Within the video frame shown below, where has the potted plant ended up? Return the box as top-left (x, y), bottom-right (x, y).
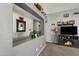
top-left (30, 30), bottom-right (38, 39)
top-left (34, 3), bottom-right (43, 11)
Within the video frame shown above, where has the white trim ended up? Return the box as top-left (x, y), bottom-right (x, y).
top-left (46, 40), bottom-right (53, 42)
top-left (36, 44), bottom-right (46, 56)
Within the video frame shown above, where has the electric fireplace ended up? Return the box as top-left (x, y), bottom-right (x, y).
top-left (64, 39), bottom-right (73, 46)
top-left (60, 26), bottom-right (77, 46)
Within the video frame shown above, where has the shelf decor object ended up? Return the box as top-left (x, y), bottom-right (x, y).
top-left (57, 21), bottom-right (62, 26)
top-left (73, 12), bottom-right (79, 15)
top-left (34, 3), bottom-right (47, 17)
top-left (16, 17), bottom-right (26, 32)
top-left (57, 20), bottom-right (75, 26)
top-left (19, 16), bottom-right (24, 21)
top-left (34, 3), bottom-right (43, 11)
top-left (68, 20), bottom-right (75, 24)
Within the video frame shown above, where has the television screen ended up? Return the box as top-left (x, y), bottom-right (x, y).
top-left (61, 26), bottom-right (77, 35)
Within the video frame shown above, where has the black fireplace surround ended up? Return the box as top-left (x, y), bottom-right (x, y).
top-left (58, 35), bottom-right (79, 48)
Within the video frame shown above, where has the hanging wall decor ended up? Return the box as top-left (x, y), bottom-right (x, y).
top-left (16, 19), bottom-right (26, 32)
top-left (63, 13), bottom-right (69, 18)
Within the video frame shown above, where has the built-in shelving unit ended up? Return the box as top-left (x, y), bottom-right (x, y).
top-left (13, 3), bottom-right (45, 47)
top-left (26, 3), bottom-right (46, 19)
top-left (15, 3), bottom-right (45, 20)
top-left (57, 20), bottom-right (75, 26)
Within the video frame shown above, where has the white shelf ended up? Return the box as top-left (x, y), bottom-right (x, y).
top-left (13, 4), bottom-right (41, 21)
top-left (25, 3), bottom-right (45, 19)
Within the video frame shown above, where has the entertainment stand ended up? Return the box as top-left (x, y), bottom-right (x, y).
top-left (57, 20), bottom-right (79, 48)
top-left (58, 35), bottom-right (79, 48)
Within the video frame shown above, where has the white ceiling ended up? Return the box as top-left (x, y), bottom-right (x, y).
top-left (40, 3), bottom-right (79, 14)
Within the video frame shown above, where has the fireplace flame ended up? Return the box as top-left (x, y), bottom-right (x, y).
top-left (64, 41), bottom-right (72, 46)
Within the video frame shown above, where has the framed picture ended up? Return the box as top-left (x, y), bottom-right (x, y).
top-left (64, 13), bottom-right (69, 18)
top-left (16, 19), bottom-right (26, 32)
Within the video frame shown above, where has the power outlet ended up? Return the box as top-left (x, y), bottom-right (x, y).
top-left (40, 44), bottom-right (42, 47)
top-left (36, 48), bottom-right (38, 52)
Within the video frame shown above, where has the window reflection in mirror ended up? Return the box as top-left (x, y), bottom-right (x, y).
top-left (29, 19), bottom-right (44, 39)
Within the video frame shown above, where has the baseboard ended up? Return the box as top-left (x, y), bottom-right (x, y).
top-left (37, 44), bottom-right (46, 56)
top-left (46, 40), bottom-right (53, 42)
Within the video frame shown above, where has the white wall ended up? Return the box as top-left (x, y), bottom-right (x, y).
top-left (46, 8), bottom-right (79, 43)
top-left (0, 4), bottom-right (14, 55)
top-left (14, 36), bottom-right (46, 56)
